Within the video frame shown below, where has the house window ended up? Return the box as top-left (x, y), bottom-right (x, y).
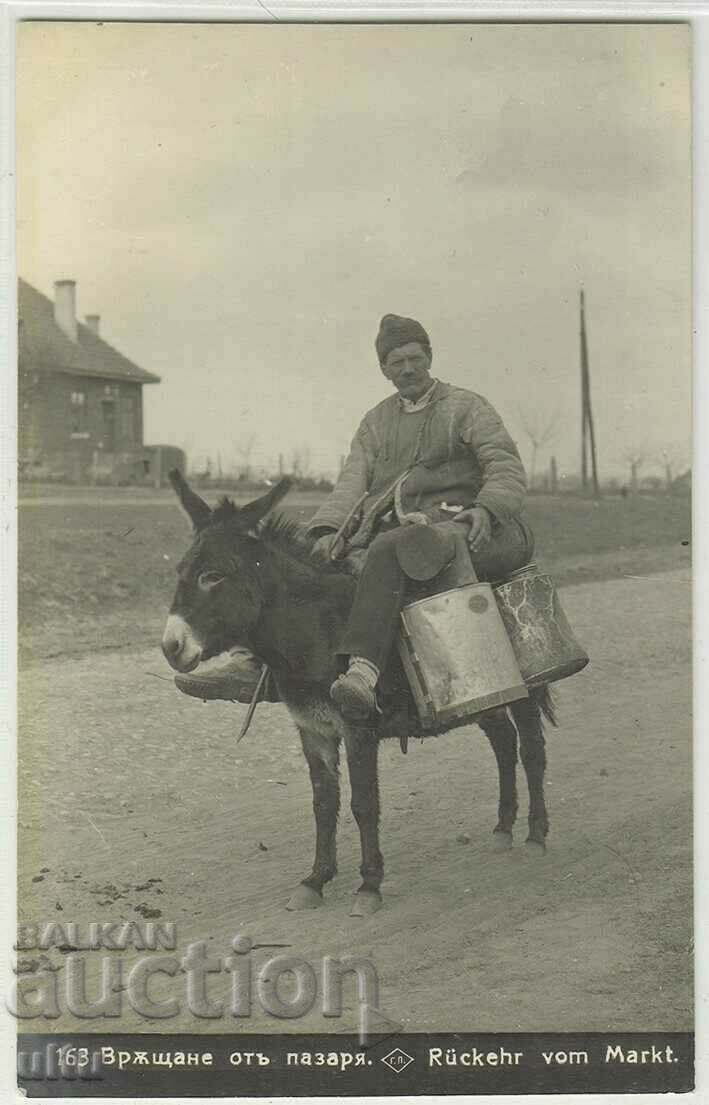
top-left (104, 384), bottom-right (119, 398)
top-left (70, 390), bottom-right (87, 435)
top-left (120, 397), bottom-right (136, 442)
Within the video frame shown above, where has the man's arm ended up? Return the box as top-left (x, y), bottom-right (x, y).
top-left (306, 421), bottom-right (372, 535)
top-left (459, 395), bottom-right (527, 523)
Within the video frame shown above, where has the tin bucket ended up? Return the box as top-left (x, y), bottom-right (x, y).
top-left (493, 564), bottom-right (589, 687)
top-left (397, 582), bottom-right (528, 729)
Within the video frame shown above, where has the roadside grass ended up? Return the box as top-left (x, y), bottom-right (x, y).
top-left (524, 493), bottom-right (690, 560)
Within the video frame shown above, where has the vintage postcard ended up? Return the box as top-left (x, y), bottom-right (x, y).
top-left (14, 19), bottom-right (692, 1096)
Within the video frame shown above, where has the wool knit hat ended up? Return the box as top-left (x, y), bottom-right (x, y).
top-left (375, 314), bottom-right (431, 365)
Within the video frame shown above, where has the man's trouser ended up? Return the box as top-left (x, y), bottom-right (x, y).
top-left (337, 516), bottom-right (534, 673)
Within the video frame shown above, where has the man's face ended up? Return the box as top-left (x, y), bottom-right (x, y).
top-left (382, 341), bottom-right (433, 402)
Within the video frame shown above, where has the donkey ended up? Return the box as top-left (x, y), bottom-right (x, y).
top-left (161, 471), bottom-right (555, 916)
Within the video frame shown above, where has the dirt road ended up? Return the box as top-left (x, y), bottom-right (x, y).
top-left (17, 569), bottom-right (691, 1036)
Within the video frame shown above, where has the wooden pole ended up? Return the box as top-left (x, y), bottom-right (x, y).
top-left (580, 290), bottom-right (588, 490)
top-left (586, 384), bottom-right (600, 497)
top-left (580, 289), bottom-right (601, 497)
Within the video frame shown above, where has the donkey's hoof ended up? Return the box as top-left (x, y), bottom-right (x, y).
top-left (524, 838), bottom-right (547, 855)
top-left (350, 890), bottom-right (382, 917)
top-left (286, 884), bottom-right (324, 911)
top-left (492, 830), bottom-right (513, 852)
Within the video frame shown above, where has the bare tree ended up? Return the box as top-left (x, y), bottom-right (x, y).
top-left (622, 446), bottom-right (646, 494)
top-left (658, 446), bottom-right (686, 491)
top-left (515, 406), bottom-right (560, 490)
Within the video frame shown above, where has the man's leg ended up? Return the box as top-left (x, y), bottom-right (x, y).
top-left (330, 529), bottom-right (407, 719)
top-left (470, 516), bottom-right (535, 581)
top-left (338, 529), bottom-right (407, 670)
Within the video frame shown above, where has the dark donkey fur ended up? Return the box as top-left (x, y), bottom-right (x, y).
top-left (162, 471), bottom-right (555, 915)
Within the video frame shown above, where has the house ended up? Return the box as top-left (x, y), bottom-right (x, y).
top-left (18, 278), bottom-right (161, 483)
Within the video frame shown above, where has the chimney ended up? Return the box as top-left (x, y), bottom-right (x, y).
top-left (85, 314), bottom-right (100, 336)
top-left (54, 280), bottom-right (77, 342)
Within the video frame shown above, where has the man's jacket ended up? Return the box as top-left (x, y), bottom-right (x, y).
top-left (307, 381), bottom-right (527, 550)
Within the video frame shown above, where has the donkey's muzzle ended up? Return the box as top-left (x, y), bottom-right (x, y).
top-left (162, 614), bottom-right (202, 672)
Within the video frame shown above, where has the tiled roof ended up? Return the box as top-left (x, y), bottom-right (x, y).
top-left (18, 278), bottom-right (161, 385)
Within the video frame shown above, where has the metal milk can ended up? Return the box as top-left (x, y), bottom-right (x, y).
top-left (492, 563), bottom-right (589, 687)
top-left (397, 582), bottom-right (529, 729)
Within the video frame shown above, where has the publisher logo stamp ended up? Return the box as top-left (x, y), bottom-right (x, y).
top-left (380, 1048), bottom-right (414, 1073)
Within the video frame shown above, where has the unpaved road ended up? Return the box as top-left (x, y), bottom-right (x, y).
top-left (17, 569), bottom-right (692, 1035)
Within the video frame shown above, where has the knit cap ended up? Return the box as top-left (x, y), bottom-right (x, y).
top-left (375, 314), bottom-right (431, 365)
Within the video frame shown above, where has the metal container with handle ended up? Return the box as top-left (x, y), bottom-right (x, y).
top-left (397, 582), bottom-right (529, 729)
top-left (493, 564), bottom-right (589, 686)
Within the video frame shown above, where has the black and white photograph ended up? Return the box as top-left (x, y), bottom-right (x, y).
top-left (13, 19), bottom-right (693, 1096)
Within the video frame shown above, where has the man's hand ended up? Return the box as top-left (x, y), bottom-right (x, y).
top-left (453, 506), bottom-right (493, 554)
top-left (311, 530), bottom-right (339, 563)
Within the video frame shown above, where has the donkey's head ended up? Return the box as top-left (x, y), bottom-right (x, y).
top-left (161, 470), bottom-right (292, 672)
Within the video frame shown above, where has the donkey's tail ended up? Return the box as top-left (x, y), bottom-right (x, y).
top-left (531, 684), bottom-right (558, 728)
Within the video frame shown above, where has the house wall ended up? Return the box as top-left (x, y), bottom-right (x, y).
top-left (19, 371), bottom-right (147, 481)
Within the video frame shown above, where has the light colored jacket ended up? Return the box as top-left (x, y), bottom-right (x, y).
top-left (307, 381), bottom-right (527, 549)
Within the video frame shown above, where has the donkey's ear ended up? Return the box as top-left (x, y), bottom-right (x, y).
top-left (168, 469), bottom-right (212, 532)
top-left (236, 477), bottom-right (293, 530)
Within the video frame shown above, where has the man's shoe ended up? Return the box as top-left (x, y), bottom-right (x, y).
top-left (174, 648), bottom-right (271, 703)
top-left (330, 669), bottom-right (377, 721)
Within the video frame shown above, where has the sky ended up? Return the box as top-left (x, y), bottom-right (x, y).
top-left (16, 21), bottom-right (691, 482)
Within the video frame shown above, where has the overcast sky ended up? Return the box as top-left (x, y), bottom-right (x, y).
top-left (17, 21), bottom-right (690, 481)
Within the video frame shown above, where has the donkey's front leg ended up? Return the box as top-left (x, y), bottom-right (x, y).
top-left (344, 727), bottom-right (383, 916)
top-left (286, 730), bottom-right (340, 911)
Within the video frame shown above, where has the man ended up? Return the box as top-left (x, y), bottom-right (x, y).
top-left (174, 313), bottom-right (533, 713)
top-left (307, 313), bottom-right (534, 720)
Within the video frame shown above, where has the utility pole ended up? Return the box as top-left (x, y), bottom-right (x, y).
top-left (579, 289), bottom-right (601, 497)
top-left (580, 297), bottom-right (588, 491)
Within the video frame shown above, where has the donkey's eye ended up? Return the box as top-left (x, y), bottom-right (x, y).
top-left (198, 570), bottom-right (226, 591)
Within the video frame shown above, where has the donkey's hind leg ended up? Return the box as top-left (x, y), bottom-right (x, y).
top-left (286, 729), bottom-right (340, 911)
top-left (343, 727), bottom-right (383, 916)
top-left (510, 692), bottom-right (549, 852)
top-left (478, 707), bottom-right (519, 850)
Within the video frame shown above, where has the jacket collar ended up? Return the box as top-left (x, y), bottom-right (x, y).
top-left (389, 378), bottom-right (449, 410)
top-left (399, 378), bottom-right (438, 412)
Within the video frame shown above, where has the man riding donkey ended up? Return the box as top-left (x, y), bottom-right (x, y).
top-left (177, 313), bottom-right (534, 717)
